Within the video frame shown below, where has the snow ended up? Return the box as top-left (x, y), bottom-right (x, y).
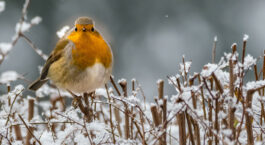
top-left (95, 88), bottom-right (107, 98)
top-left (131, 78), bottom-right (136, 82)
top-left (56, 25), bottom-right (70, 38)
top-left (201, 63), bottom-right (218, 77)
top-left (35, 83), bottom-right (58, 98)
top-left (158, 99), bottom-right (163, 106)
top-left (222, 129), bottom-right (232, 136)
top-left (0, 42), bottom-right (12, 55)
top-left (118, 78), bottom-right (127, 84)
top-left (214, 36), bottom-right (218, 42)
top-left (0, 71), bottom-right (20, 84)
top-left (218, 111), bottom-right (227, 119)
top-left (246, 108), bottom-right (253, 116)
top-left (86, 122), bottom-right (105, 131)
top-left (246, 80), bottom-right (265, 90)
top-left (36, 49), bottom-right (48, 60)
top-left (0, 1), bottom-right (5, 13)
top-left (12, 141), bottom-right (23, 145)
top-left (13, 84), bottom-right (24, 92)
top-left (243, 54), bottom-right (256, 69)
top-left (15, 21), bottom-right (31, 33)
top-left (126, 95), bottom-right (140, 105)
top-left (31, 16), bottom-right (42, 25)
top-left (74, 133), bottom-right (89, 145)
top-left (180, 61), bottom-right (192, 75)
top-left (7, 85), bottom-right (24, 98)
top-left (40, 131), bottom-right (55, 145)
top-left (27, 95), bottom-right (35, 100)
top-left (231, 43), bottom-right (237, 49)
top-left (35, 83), bottom-right (71, 98)
top-left (168, 74), bottom-right (180, 86)
top-left (156, 79), bottom-right (163, 84)
top-left (243, 34), bottom-right (249, 41)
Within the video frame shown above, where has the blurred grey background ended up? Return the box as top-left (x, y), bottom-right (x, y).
top-left (1, 0), bottom-right (265, 99)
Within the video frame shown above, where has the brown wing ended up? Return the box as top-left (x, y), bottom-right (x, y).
top-left (40, 39), bottom-right (69, 80)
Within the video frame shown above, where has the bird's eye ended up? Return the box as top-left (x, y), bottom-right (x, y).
top-left (82, 27), bottom-right (86, 32)
top-left (75, 27), bottom-right (77, 31)
top-left (91, 27), bottom-right (94, 32)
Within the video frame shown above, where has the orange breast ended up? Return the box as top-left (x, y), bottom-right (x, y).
top-left (67, 29), bottom-right (112, 70)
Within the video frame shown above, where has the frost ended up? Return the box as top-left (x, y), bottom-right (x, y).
top-left (118, 78), bottom-right (126, 84)
top-left (6, 84), bottom-right (24, 98)
top-left (31, 16), bottom-right (42, 25)
top-left (231, 43), bottom-right (237, 49)
top-left (158, 99), bottom-right (163, 106)
top-left (12, 141), bottom-right (23, 145)
top-left (35, 84), bottom-right (58, 98)
top-left (74, 133), bottom-right (89, 145)
top-left (180, 61), bottom-right (192, 75)
top-left (215, 69), bottom-right (229, 85)
top-left (255, 142), bottom-right (263, 145)
top-left (246, 80), bottom-right (265, 90)
top-left (56, 25), bottom-right (70, 38)
top-left (156, 79), bottom-right (163, 84)
top-left (126, 95), bottom-right (140, 105)
top-left (244, 54), bottom-right (256, 69)
top-left (201, 63), bottom-right (218, 77)
top-left (214, 36), bottom-right (218, 42)
top-left (0, 71), bottom-right (20, 84)
top-left (40, 131), bottom-right (55, 145)
top-left (27, 95), bottom-right (35, 100)
top-left (218, 111), bottom-right (227, 119)
top-left (222, 129), bottom-right (232, 136)
top-left (13, 84), bottom-right (24, 92)
top-left (86, 122), bottom-right (105, 131)
top-left (95, 88), bottom-right (107, 98)
top-left (246, 108), bottom-right (253, 116)
top-left (0, 1), bottom-right (5, 13)
top-left (0, 42), bottom-right (12, 55)
top-left (168, 74), bottom-right (180, 85)
top-left (131, 78), bottom-right (136, 82)
top-left (243, 34), bottom-right (249, 41)
top-left (15, 21), bottom-right (31, 33)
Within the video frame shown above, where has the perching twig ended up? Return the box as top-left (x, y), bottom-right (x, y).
top-left (105, 84), bottom-right (116, 144)
top-left (18, 114), bottom-right (42, 145)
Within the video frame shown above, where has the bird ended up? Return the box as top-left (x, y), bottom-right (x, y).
top-left (28, 17), bottom-right (113, 94)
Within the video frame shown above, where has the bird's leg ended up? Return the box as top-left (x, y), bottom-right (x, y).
top-left (89, 91), bottom-right (96, 108)
top-left (67, 90), bottom-right (92, 122)
top-left (84, 92), bottom-right (95, 121)
top-left (67, 89), bottom-right (81, 109)
top-left (83, 92), bottom-right (89, 106)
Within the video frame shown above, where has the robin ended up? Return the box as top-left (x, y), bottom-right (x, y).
top-left (28, 17), bottom-right (113, 94)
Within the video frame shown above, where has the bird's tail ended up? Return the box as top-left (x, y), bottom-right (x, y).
top-left (28, 78), bottom-right (48, 91)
